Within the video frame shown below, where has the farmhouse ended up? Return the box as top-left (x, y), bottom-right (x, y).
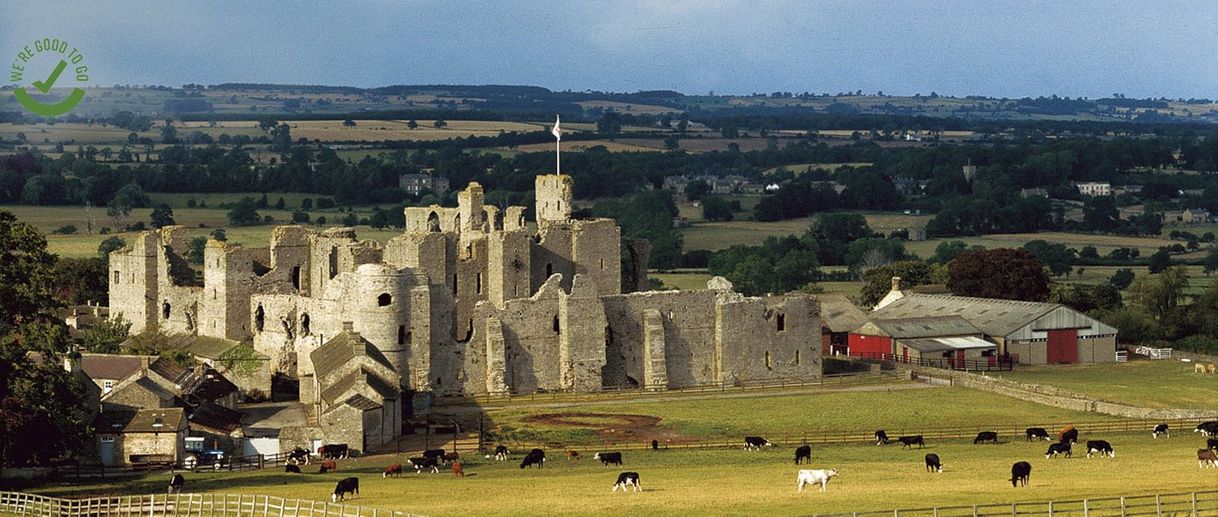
top-left (93, 408), bottom-right (188, 466)
top-left (80, 353), bottom-right (184, 395)
top-left (870, 288), bottom-right (1117, 365)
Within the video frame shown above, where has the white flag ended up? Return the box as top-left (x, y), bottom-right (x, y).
top-left (551, 115), bottom-right (562, 141)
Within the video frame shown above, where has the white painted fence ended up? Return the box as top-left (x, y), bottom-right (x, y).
top-left (0, 491), bottom-right (423, 517)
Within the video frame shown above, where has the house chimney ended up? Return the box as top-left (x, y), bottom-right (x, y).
top-left (342, 321), bottom-right (355, 333)
top-left (891, 276), bottom-right (902, 292)
top-left (140, 356), bottom-right (151, 372)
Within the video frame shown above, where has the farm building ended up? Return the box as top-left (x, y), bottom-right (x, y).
top-left (79, 353), bottom-right (185, 395)
top-left (812, 293), bottom-right (868, 356)
top-left (871, 288), bottom-right (1117, 365)
top-left (848, 316), bottom-right (997, 367)
top-left (93, 408), bottom-right (189, 466)
top-left (307, 323), bottom-right (403, 453)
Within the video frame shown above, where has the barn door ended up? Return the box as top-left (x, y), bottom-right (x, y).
top-left (902, 347), bottom-right (909, 364)
top-left (1046, 329), bottom-right (1079, 364)
top-left (955, 350), bottom-right (965, 369)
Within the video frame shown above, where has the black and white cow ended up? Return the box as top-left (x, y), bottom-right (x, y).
top-left (1152, 423), bottom-right (1170, 439)
top-left (1045, 442), bottom-right (1071, 459)
top-left (491, 445), bottom-right (509, 461)
top-left (744, 436), bottom-right (773, 450)
top-left (1025, 427), bottom-right (1051, 442)
top-left (1010, 462), bottom-right (1032, 487)
top-left (287, 447), bottom-right (311, 465)
top-left (1085, 440), bottom-right (1115, 458)
top-left (408, 456), bottom-right (439, 474)
top-left (331, 477), bottom-right (359, 502)
top-left (874, 430), bottom-right (890, 445)
top-left (168, 474), bottom-right (185, 494)
top-left (520, 448), bottom-right (546, 469)
top-left (284, 464), bottom-right (301, 474)
top-left (594, 452), bottom-right (623, 466)
top-left (898, 435), bottom-right (925, 449)
top-left (794, 445), bottom-right (812, 465)
top-left (612, 472), bottom-right (642, 492)
top-left (974, 431), bottom-right (998, 444)
top-left (924, 453), bottom-right (942, 473)
top-left (1195, 421), bottom-right (1218, 436)
top-left (318, 444), bottom-right (349, 460)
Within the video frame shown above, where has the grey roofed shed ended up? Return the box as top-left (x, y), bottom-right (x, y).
top-left (872, 293), bottom-right (1116, 340)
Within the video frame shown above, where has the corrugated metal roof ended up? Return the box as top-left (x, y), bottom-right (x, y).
top-left (810, 294), bottom-right (868, 333)
top-left (309, 331), bottom-right (396, 380)
top-left (860, 315), bottom-right (981, 339)
top-left (902, 336), bottom-right (997, 352)
top-left (873, 294), bottom-right (1063, 337)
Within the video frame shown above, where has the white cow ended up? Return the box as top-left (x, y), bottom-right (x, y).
top-left (797, 468), bottom-right (839, 492)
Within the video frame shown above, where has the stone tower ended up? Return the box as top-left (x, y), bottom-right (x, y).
top-left (535, 174), bottom-right (573, 225)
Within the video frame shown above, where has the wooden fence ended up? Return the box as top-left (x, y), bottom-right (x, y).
top-left (815, 489), bottom-right (1218, 516)
top-left (494, 416), bottom-right (1218, 453)
top-left (0, 491), bottom-right (423, 517)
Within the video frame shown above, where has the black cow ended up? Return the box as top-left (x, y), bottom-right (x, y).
top-left (1010, 461), bottom-right (1032, 487)
top-left (874, 430), bottom-right (890, 445)
top-left (974, 431), bottom-right (998, 444)
top-left (594, 452), bottom-right (623, 466)
top-left (651, 439), bottom-right (659, 451)
top-left (331, 477), bottom-right (358, 502)
top-left (422, 449), bottom-right (445, 461)
top-left (318, 444), bottom-right (349, 460)
top-left (1045, 442), bottom-right (1071, 459)
top-left (1060, 428), bottom-right (1079, 444)
top-left (493, 445), bottom-right (509, 461)
top-left (409, 457), bottom-right (439, 474)
top-left (1086, 440), bottom-right (1115, 458)
top-left (1207, 438), bottom-right (1218, 451)
top-left (612, 472), bottom-right (642, 492)
top-left (925, 453), bottom-right (942, 473)
top-left (520, 448), bottom-right (546, 469)
top-left (744, 436), bottom-right (773, 450)
top-left (1197, 421), bottom-right (1218, 436)
top-left (168, 474), bottom-right (184, 494)
top-left (794, 445), bottom-right (812, 465)
top-left (284, 464), bottom-right (301, 474)
top-left (1153, 423), bottom-right (1170, 439)
top-left (898, 435), bottom-right (924, 449)
top-left (287, 447), bottom-right (310, 465)
top-left (1025, 428), bottom-right (1050, 442)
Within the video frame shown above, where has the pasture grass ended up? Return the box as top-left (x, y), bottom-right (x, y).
top-left (996, 359), bottom-right (1218, 410)
top-left (27, 430), bottom-right (1214, 516)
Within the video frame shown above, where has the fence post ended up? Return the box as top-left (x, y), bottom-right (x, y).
top-left (1048, 500), bottom-right (1053, 517)
top-left (973, 504), bottom-right (978, 517)
top-left (1119, 496), bottom-right (1126, 517)
top-left (1155, 494), bottom-right (1161, 515)
top-left (1193, 492), bottom-right (1198, 516)
top-left (1012, 502), bottom-right (1017, 516)
top-left (1083, 498), bottom-right (1089, 517)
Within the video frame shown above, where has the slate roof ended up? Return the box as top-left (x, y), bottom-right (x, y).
top-left (167, 334), bottom-right (254, 360)
top-left (872, 294), bottom-right (1064, 337)
top-left (310, 331), bottom-right (396, 380)
top-left (102, 374), bottom-right (177, 405)
top-left (860, 315), bottom-right (982, 339)
top-left (319, 368), bottom-right (399, 407)
top-left (94, 408), bottom-right (185, 434)
top-left (179, 367), bottom-right (239, 405)
top-left (810, 293), bottom-right (868, 333)
top-left (81, 353), bottom-right (187, 385)
top-left (187, 402), bottom-right (243, 434)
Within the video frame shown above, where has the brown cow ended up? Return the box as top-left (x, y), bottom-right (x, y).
top-left (319, 460), bottom-right (337, 474)
top-left (1198, 449), bottom-right (1218, 469)
top-left (567, 450), bottom-right (580, 460)
top-left (383, 463), bottom-right (402, 478)
top-left (442, 451), bottom-right (460, 464)
top-left (452, 461), bottom-right (464, 477)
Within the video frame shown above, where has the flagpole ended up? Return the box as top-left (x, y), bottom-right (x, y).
top-left (553, 115), bottom-right (562, 175)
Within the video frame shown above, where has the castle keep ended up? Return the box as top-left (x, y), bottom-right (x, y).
top-left (109, 175), bottom-right (822, 451)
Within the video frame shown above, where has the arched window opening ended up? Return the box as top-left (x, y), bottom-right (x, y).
top-left (162, 302), bottom-right (171, 320)
top-left (327, 247), bottom-right (338, 279)
top-left (377, 293), bottom-right (392, 306)
top-left (300, 313), bottom-right (310, 335)
top-left (113, 271), bottom-right (120, 283)
top-left (427, 211), bottom-right (440, 232)
top-left (545, 263), bottom-right (553, 277)
top-left (552, 314), bottom-right (560, 334)
top-left (777, 313), bottom-right (786, 332)
top-left (254, 305), bottom-right (265, 332)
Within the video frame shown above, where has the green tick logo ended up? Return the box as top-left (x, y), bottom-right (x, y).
top-left (9, 38), bottom-right (89, 117)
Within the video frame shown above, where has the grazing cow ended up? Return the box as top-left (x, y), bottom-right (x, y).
top-left (318, 444), bottom-right (349, 460)
top-left (1195, 421), bottom-right (1218, 436)
top-left (1026, 428), bottom-right (1051, 442)
top-left (1197, 363), bottom-right (1208, 374)
top-left (925, 453), bottom-right (942, 473)
top-left (744, 436), bottom-right (773, 450)
top-left (796, 469), bottom-right (839, 492)
top-left (898, 435), bottom-right (925, 449)
top-left (1045, 442), bottom-right (1071, 459)
top-left (1198, 449), bottom-right (1218, 469)
top-left (1010, 462), bottom-right (1032, 487)
top-left (567, 450), bottom-right (580, 460)
top-left (1153, 424), bottom-right (1170, 439)
top-left (613, 472), bottom-right (642, 492)
top-left (452, 461), bottom-right (464, 477)
top-left (1086, 440), bottom-right (1115, 458)
top-left (285, 464), bottom-right (301, 474)
top-left (318, 461), bottom-right (337, 474)
top-left (408, 457), bottom-right (439, 474)
top-left (594, 452), bottom-right (623, 466)
top-left (382, 464), bottom-right (402, 478)
top-left (442, 452), bottom-right (460, 464)
top-left (874, 430), bottom-right (890, 445)
top-left (651, 439), bottom-right (659, 451)
top-left (422, 449), bottom-right (446, 461)
top-left (794, 445), bottom-right (812, 465)
top-left (1209, 363), bottom-right (1216, 374)
top-left (520, 448), bottom-right (546, 469)
top-left (168, 474), bottom-right (184, 494)
top-left (1059, 427), bottom-right (1079, 444)
top-left (287, 447), bottom-right (311, 465)
top-left (331, 477), bottom-right (358, 502)
top-left (494, 445), bottom-right (509, 461)
top-left (1207, 439), bottom-right (1218, 451)
top-left (974, 431), bottom-right (998, 444)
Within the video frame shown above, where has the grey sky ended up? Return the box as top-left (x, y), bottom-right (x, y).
top-left (3, 1), bottom-right (1214, 98)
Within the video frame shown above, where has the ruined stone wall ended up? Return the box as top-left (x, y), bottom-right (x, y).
top-left (452, 236), bottom-right (489, 343)
top-left (572, 219), bottom-right (622, 296)
top-left (307, 228), bottom-right (357, 298)
top-left (486, 229), bottom-right (532, 308)
top-left (535, 174), bottom-right (572, 224)
top-left (108, 232), bottom-right (158, 333)
top-left (532, 224), bottom-right (575, 293)
top-left (716, 294), bottom-right (822, 384)
top-left (153, 227), bottom-right (204, 335)
top-left (484, 276), bottom-right (567, 393)
top-left (559, 275), bottom-right (608, 391)
top-left (601, 290), bottom-right (721, 389)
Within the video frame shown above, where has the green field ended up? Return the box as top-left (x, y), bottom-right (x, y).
top-left (28, 430), bottom-right (1214, 516)
top-left (997, 360), bottom-right (1218, 410)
